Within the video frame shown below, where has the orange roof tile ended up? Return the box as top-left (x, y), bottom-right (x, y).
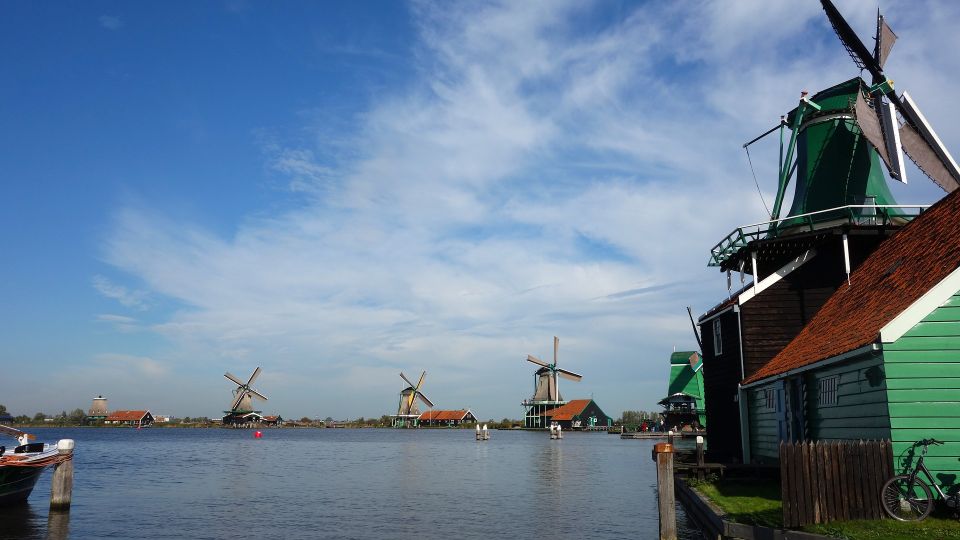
top-left (745, 189), bottom-right (960, 384)
top-left (106, 410), bottom-right (150, 421)
top-left (542, 399), bottom-right (592, 421)
top-left (418, 410), bottom-right (470, 421)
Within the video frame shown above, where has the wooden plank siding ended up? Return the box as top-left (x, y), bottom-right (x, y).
top-left (747, 353), bottom-right (890, 464)
top-left (698, 308), bottom-right (744, 463)
top-left (883, 291), bottom-right (960, 491)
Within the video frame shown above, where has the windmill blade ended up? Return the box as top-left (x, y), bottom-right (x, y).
top-left (414, 371), bottom-right (426, 393)
top-left (556, 368), bottom-right (582, 382)
top-left (416, 391), bottom-right (434, 408)
top-left (231, 391), bottom-right (246, 411)
top-left (399, 371), bottom-right (416, 389)
top-left (855, 90), bottom-right (906, 182)
top-left (553, 336), bottom-right (559, 365)
top-left (224, 372), bottom-right (246, 387)
top-left (246, 366), bottom-right (262, 386)
top-left (249, 388), bottom-right (268, 402)
top-left (820, 0), bottom-right (884, 82)
top-left (526, 354), bottom-right (549, 368)
top-left (875, 13), bottom-right (897, 69)
top-left (897, 91), bottom-right (960, 192)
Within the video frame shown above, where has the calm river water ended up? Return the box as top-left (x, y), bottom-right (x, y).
top-left (0, 428), bottom-right (700, 539)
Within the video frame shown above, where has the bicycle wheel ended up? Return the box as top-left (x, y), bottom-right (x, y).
top-left (881, 474), bottom-right (934, 521)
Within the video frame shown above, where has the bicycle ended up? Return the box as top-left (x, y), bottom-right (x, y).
top-left (880, 438), bottom-right (959, 521)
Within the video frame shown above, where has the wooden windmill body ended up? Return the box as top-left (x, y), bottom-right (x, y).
top-left (222, 367), bottom-right (268, 427)
top-left (697, 0), bottom-right (960, 462)
top-left (522, 337), bottom-right (583, 428)
top-left (391, 371), bottom-right (434, 428)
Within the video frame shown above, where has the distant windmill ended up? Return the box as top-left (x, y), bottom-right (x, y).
top-left (223, 367), bottom-right (268, 427)
top-left (522, 336), bottom-right (583, 428)
top-left (393, 371), bottom-right (434, 428)
top-left (526, 336), bottom-right (583, 402)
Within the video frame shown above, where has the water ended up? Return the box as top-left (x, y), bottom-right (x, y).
top-left (0, 428), bottom-right (700, 539)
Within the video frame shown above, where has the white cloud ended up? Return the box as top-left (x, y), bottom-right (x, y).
top-left (96, 0), bottom-right (958, 418)
top-left (98, 15), bottom-right (124, 30)
top-left (92, 275), bottom-right (150, 310)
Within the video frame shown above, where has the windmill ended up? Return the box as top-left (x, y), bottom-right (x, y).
top-left (522, 336), bottom-right (583, 428)
top-left (711, 0), bottom-right (960, 273)
top-left (222, 367), bottom-right (268, 427)
top-left (392, 371), bottom-right (434, 428)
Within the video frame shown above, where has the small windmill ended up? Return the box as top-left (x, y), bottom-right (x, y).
top-left (222, 367), bottom-right (268, 427)
top-left (522, 336), bottom-right (583, 428)
top-left (393, 371), bottom-right (434, 428)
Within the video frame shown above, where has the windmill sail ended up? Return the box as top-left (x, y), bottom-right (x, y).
top-left (898, 92), bottom-right (960, 192)
top-left (875, 16), bottom-right (897, 68)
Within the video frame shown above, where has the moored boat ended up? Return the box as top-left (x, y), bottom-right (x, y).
top-left (0, 425), bottom-right (68, 506)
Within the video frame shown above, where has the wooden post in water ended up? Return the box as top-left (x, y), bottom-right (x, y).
top-left (50, 439), bottom-right (75, 511)
top-left (696, 435), bottom-right (705, 481)
top-left (654, 442), bottom-right (676, 540)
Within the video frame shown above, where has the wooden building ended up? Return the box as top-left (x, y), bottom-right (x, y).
top-left (540, 399), bottom-right (611, 430)
top-left (659, 351), bottom-right (706, 432)
top-left (741, 188), bottom-right (960, 491)
top-left (105, 410), bottom-right (154, 427)
top-left (262, 415), bottom-right (284, 427)
top-left (417, 409), bottom-right (477, 427)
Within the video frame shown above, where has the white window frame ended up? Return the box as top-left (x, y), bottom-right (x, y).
top-left (713, 318), bottom-right (723, 356)
top-left (818, 375), bottom-right (839, 407)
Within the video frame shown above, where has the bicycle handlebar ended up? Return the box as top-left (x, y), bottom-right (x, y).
top-left (917, 438), bottom-right (945, 447)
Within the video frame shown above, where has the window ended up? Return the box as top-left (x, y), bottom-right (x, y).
top-left (759, 388), bottom-right (776, 411)
top-left (713, 318), bottom-right (723, 355)
top-left (818, 376), bottom-right (839, 407)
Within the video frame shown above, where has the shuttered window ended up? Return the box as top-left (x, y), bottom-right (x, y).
top-left (713, 319), bottom-right (722, 356)
top-left (760, 388), bottom-right (775, 411)
top-left (818, 376), bottom-right (839, 407)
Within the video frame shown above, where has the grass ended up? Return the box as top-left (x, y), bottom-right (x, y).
top-left (689, 477), bottom-right (960, 539)
top-left (689, 477), bottom-right (783, 528)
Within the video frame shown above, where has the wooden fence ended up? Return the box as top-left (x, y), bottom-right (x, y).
top-left (779, 440), bottom-right (894, 527)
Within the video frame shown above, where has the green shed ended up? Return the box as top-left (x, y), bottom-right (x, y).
top-left (741, 188), bottom-right (960, 493)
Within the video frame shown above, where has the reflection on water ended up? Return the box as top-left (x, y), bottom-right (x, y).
top-left (3, 428), bottom-right (701, 539)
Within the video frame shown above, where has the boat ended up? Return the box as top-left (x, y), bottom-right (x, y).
top-left (0, 425), bottom-right (68, 506)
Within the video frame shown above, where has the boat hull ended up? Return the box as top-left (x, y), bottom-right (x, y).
top-left (0, 465), bottom-right (45, 505)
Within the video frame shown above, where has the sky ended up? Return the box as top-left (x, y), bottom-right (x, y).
top-left (1, 0), bottom-right (958, 421)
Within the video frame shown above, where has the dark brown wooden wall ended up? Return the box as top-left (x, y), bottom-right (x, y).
top-left (698, 308), bottom-right (743, 463)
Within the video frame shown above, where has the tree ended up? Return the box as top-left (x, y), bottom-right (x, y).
top-left (68, 408), bottom-right (85, 425)
top-left (0, 404), bottom-right (7, 415)
top-left (33, 412), bottom-right (46, 423)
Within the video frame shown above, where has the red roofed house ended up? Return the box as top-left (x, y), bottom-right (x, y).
top-left (105, 410), bottom-right (154, 427)
top-left (739, 188), bottom-right (960, 492)
top-left (418, 409), bottom-right (477, 427)
top-left (541, 399), bottom-right (611, 430)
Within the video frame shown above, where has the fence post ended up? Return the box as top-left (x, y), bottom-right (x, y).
top-left (50, 439), bottom-right (75, 511)
top-left (654, 442), bottom-right (676, 540)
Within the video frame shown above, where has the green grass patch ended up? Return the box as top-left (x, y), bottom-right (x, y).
top-left (804, 515), bottom-right (960, 539)
top-left (690, 477), bottom-right (783, 528)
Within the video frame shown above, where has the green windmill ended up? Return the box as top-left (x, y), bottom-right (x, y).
top-left (712, 0), bottom-right (960, 269)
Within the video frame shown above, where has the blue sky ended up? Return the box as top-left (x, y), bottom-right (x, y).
top-left (2, 0), bottom-right (957, 420)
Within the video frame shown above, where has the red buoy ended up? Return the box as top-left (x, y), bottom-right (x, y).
top-left (254, 431), bottom-right (262, 438)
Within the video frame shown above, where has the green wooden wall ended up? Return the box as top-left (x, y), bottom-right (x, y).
top-left (747, 382), bottom-right (780, 462)
top-left (884, 292), bottom-right (960, 492)
top-left (747, 352), bottom-right (890, 463)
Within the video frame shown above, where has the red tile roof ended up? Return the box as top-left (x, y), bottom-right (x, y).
top-left (106, 410), bottom-right (150, 421)
top-left (745, 189), bottom-right (960, 384)
top-left (419, 410), bottom-right (470, 421)
top-left (542, 399), bottom-right (592, 421)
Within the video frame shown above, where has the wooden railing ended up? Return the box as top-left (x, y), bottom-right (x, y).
top-left (779, 440), bottom-right (894, 527)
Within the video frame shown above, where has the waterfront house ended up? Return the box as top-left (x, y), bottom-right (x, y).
top-left (541, 399), bottom-right (611, 430)
top-left (659, 351), bottom-right (706, 432)
top-left (418, 409), bottom-right (477, 427)
top-left (0, 413), bottom-right (13, 425)
top-left (105, 410), bottom-right (154, 427)
top-left (741, 188), bottom-right (960, 491)
top-left (262, 415), bottom-right (284, 427)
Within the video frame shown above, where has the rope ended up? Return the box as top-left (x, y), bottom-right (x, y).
top-left (0, 451), bottom-right (72, 468)
top-left (745, 145), bottom-right (771, 218)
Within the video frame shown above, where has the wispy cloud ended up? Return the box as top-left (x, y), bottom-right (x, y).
top-left (97, 0), bottom-right (958, 417)
top-left (98, 15), bottom-right (124, 30)
top-left (94, 353), bottom-right (167, 377)
top-left (92, 275), bottom-right (149, 310)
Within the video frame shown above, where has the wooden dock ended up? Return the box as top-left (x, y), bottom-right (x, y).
top-left (620, 432), bottom-right (668, 439)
